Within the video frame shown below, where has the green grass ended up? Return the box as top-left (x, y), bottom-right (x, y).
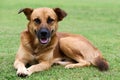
top-left (0, 0), bottom-right (120, 80)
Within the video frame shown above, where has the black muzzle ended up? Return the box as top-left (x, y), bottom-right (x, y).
top-left (36, 28), bottom-right (51, 44)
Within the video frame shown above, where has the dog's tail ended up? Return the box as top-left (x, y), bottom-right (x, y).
top-left (92, 56), bottom-right (109, 71)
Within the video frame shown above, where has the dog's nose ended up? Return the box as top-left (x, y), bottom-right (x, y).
top-left (40, 28), bottom-right (48, 36)
top-left (40, 30), bottom-right (48, 36)
top-left (39, 28), bottom-right (50, 38)
top-left (36, 28), bottom-right (51, 40)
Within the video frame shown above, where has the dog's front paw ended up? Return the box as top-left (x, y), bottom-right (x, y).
top-left (17, 72), bottom-right (28, 77)
top-left (17, 68), bottom-right (30, 77)
top-left (65, 64), bottom-right (75, 69)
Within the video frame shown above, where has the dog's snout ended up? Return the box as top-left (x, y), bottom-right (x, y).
top-left (36, 28), bottom-right (51, 39)
top-left (40, 29), bottom-right (48, 37)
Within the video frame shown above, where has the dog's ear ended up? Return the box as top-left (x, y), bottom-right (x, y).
top-left (53, 8), bottom-right (67, 21)
top-left (18, 8), bottom-right (33, 20)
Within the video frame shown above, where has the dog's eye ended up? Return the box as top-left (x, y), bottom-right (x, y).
top-left (34, 18), bottom-right (41, 24)
top-left (47, 17), bottom-right (54, 24)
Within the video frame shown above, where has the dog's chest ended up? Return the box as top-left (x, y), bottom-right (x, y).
top-left (30, 38), bottom-right (57, 61)
top-left (31, 45), bottom-right (54, 61)
top-left (31, 50), bottom-right (54, 63)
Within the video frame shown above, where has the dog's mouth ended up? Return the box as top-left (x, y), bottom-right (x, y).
top-left (35, 28), bottom-right (51, 44)
top-left (39, 38), bottom-right (49, 44)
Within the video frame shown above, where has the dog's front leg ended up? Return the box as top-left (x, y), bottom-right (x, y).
top-left (27, 49), bottom-right (54, 75)
top-left (14, 60), bottom-right (29, 77)
top-left (14, 45), bottom-right (32, 77)
top-left (27, 61), bottom-right (51, 75)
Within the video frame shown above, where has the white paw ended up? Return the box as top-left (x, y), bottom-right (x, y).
top-left (17, 68), bottom-right (30, 77)
top-left (65, 64), bottom-right (75, 69)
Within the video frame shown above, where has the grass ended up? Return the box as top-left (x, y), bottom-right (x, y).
top-left (0, 0), bottom-right (120, 80)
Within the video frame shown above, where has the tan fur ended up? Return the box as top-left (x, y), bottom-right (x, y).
top-left (14, 7), bottom-right (109, 77)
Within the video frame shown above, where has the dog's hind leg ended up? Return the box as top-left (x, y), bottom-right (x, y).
top-left (59, 37), bottom-right (91, 68)
top-left (59, 37), bottom-right (108, 70)
top-left (65, 59), bottom-right (90, 69)
top-left (53, 58), bottom-right (74, 66)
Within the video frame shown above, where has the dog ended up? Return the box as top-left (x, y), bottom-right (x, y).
top-left (14, 7), bottom-right (109, 77)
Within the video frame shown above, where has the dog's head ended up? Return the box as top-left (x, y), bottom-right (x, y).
top-left (18, 7), bottom-right (67, 44)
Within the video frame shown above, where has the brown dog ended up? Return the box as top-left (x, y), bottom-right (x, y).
top-left (14, 7), bottom-right (109, 77)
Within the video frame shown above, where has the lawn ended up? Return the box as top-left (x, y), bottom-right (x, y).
top-left (0, 0), bottom-right (120, 80)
